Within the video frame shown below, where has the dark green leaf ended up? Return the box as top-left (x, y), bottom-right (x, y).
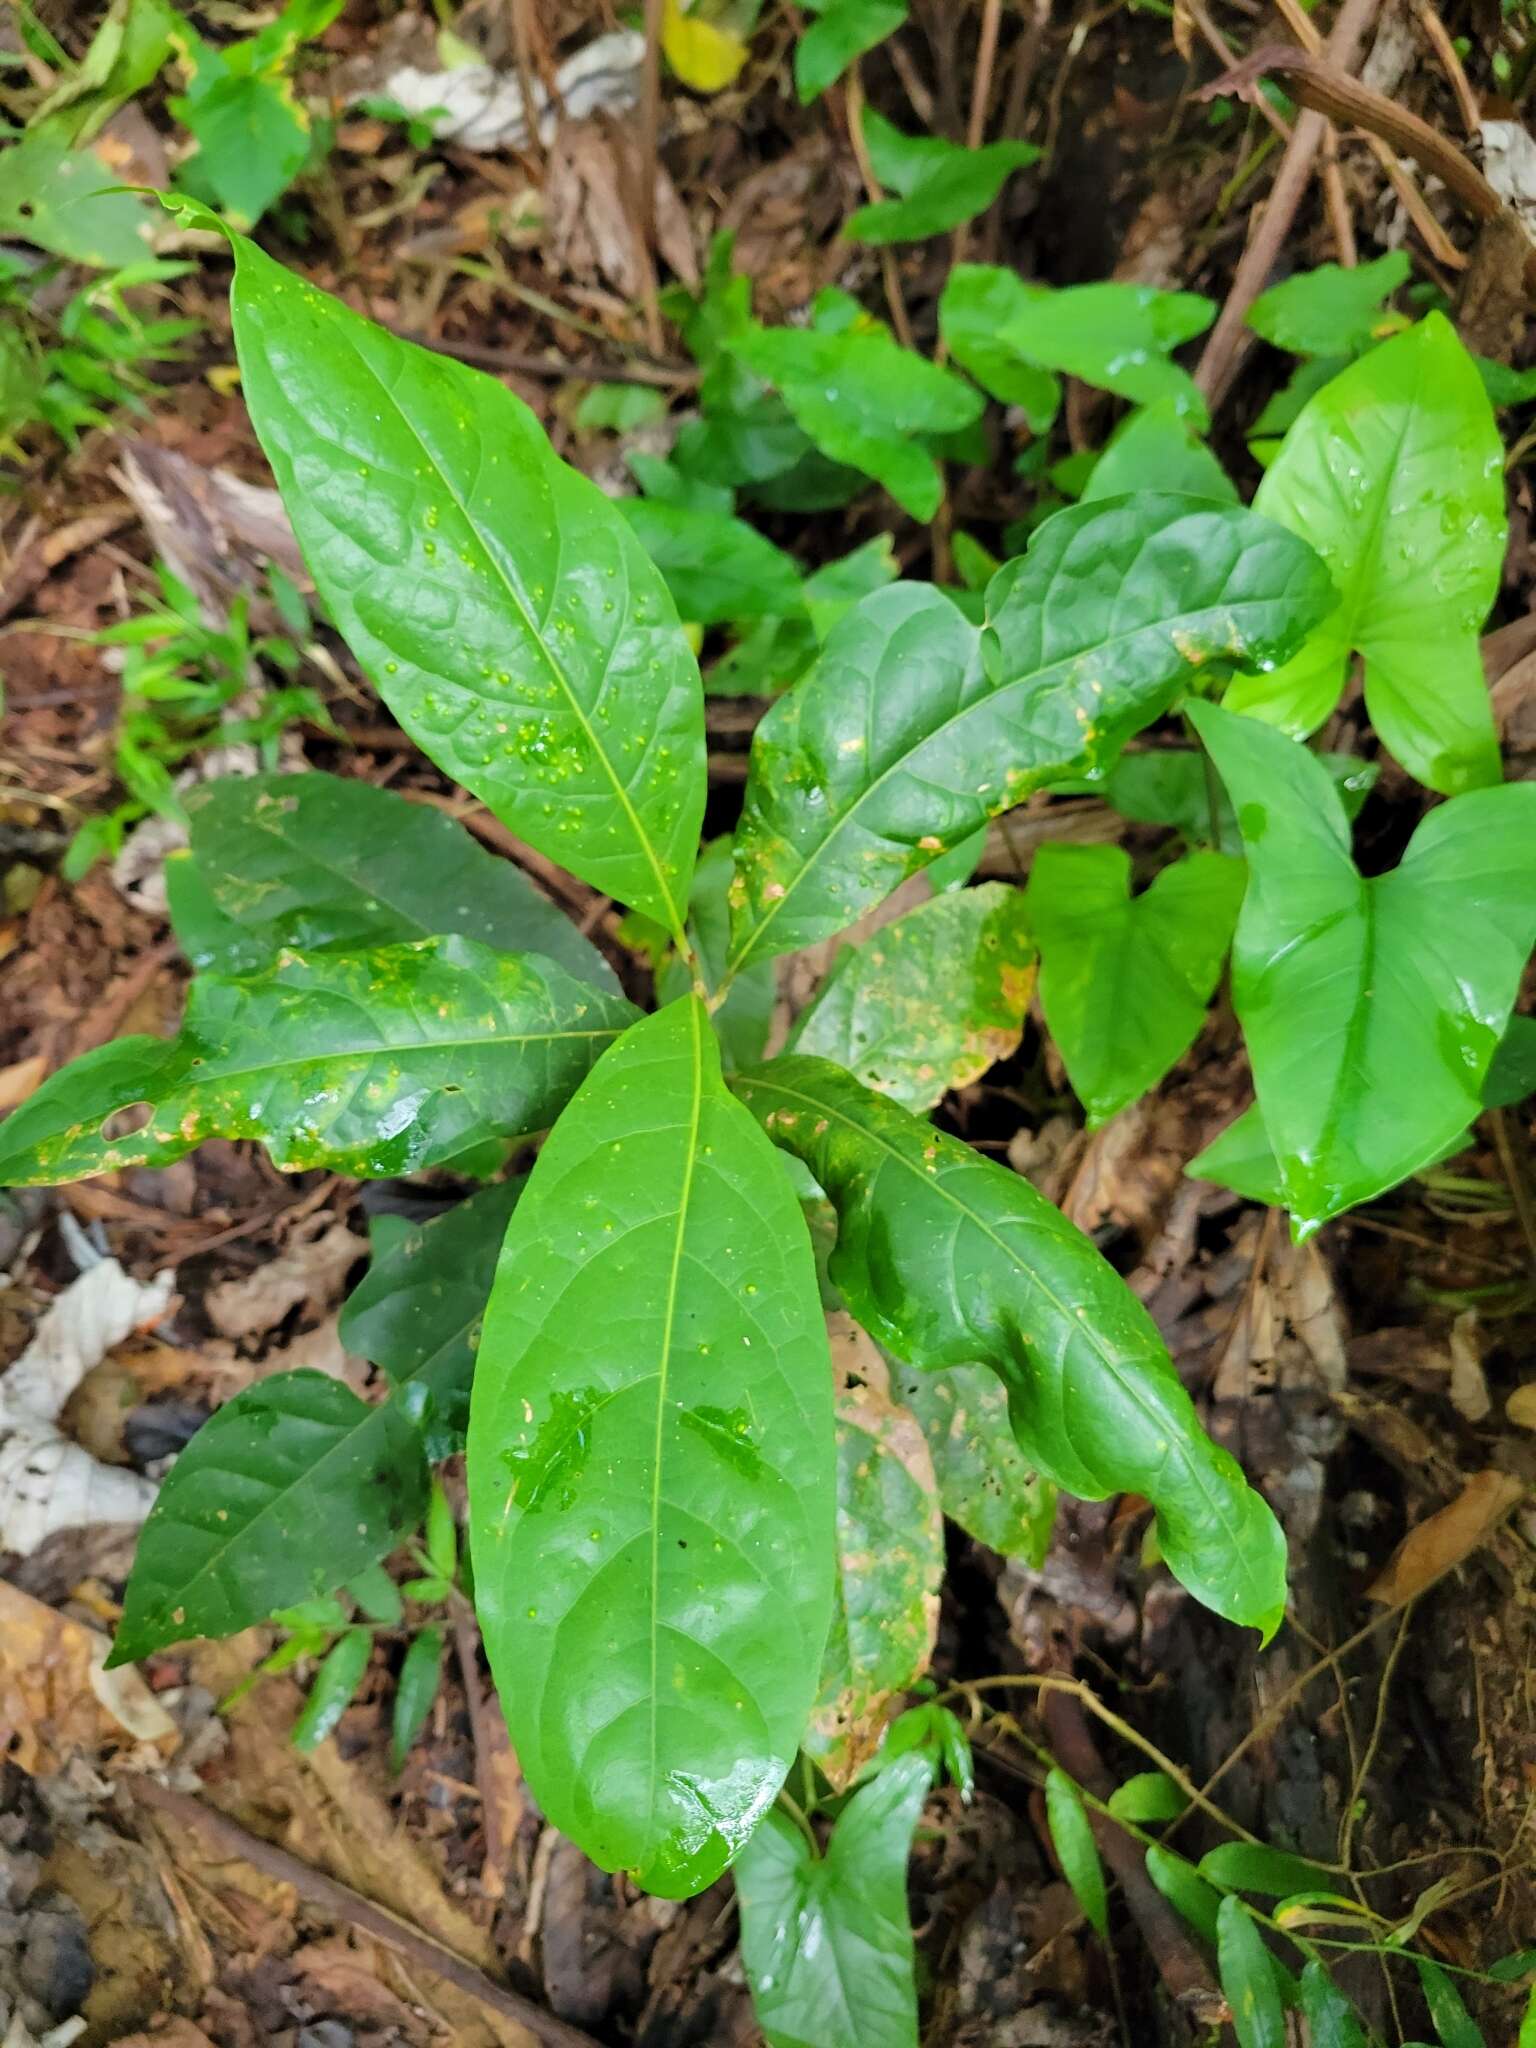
top-left (707, 537), bottom-right (899, 699)
top-left (789, 883), bottom-right (1036, 1112)
top-left (1489, 1948), bottom-right (1536, 1983)
top-left (1199, 1841), bottom-right (1331, 1898)
top-left (1187, 702), bottom-right (1536, 1235)
top-left (1145, 1845), bottom-right (1222, 1944)
top-left (1083, 402), bottom-right (1237, 503)
top-left (736, 1057), bottom-right (1288, 1635)
top-left (110, 1371), bottom-right (427, 1665)
top-left (226, 234), bottom-right (706, 934)
top-left (993, 281), bottom-right (1217, 425)
top-left (1107, 1771), bottom-right (1186, 1823)
top-left (1246, 252), bottom-right (1410, 359)
top-left (164, 847), bottom-right (274, 976)
top-left (340, 1180), bottom-right (522, 1454)
top-left (1416, 1959), bottom-right (1487, 2048)
top-left (1027, 844), bottom-right (1244, 1125)
top-left (795, 0), bottom-right (907, 101)
top-left (1299, 1961), bottom-right (1373, 2048)
top-left (727, 495), bottom-right (1334, 970)
top-left (887, 1358), bottom-right (1056, 1562)
top-left (847, 111), bottom-right (1037, 244)
top-left (467, 1000), bottom-right (836, 1898)
top-left (656, 839), bottom-right (776, 1071)
top-left (1230, 315), bottom-right (1504, 794)
top-left (619, 495), bottom-right (806, 626)
top-left (730, 323), bottom-right (983, 520)
top-left (391, 1624), bottom-right (445, 1770)
top-left (0, 938), bottom-right (638, 1186)
top-left (938, 264), bottom-right (1061, 430)
top-left (736, 1750), bottom-right (933, 2048)
top-left (1485, 1016), bottom-right (1536, 1109)
top-left (292, 1625), bottom-right (372, 1752)
top-left (184, 771), bottom-right (617, 990)
top-left (1217, 1896), bottom-right (1286, 2048)
top-left (1045, 1768), bottom-right (1108, 1934)
top-left (1096, 745), bottom-right (1376, 847)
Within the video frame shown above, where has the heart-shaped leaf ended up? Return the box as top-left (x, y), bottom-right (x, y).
top-left (466, 1000), bottom-right (835, 1898)
top-left (847, 111), bottom-right (1038, 245)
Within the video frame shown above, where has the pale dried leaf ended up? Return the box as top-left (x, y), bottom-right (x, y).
top-left (204, 1223), bottom-right (366, 1342)
top-left (1448, 1311), bottom-right (1490, 1423)
top-left (1367, 1469), bottom-right (1525, 1607)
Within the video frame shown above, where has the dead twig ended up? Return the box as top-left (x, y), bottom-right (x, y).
top-left (449, 1593), bottom-right (516, 1900)
top-left (846, 66), bottom-right (918, 349)
top-left (382, 324), bottom-right (697, 389)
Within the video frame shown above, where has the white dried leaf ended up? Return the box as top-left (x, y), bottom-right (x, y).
top-left (378, 28), bottom-right (644, 152)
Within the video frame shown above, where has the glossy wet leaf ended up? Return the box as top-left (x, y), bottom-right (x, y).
top-left (1027, 843), bottom-right (1244, 1125)
top-left (939, 265), bottom-right (1061, 431)
top-left (789, 883), bottom-right (1036, 1112)
top-left (0, 121), bottom-right (157, 264)
top-left (796, 0), bottom-right (907, 101)
top-left (619, 496), bottom-right (806, 626)
top-left (736, 1750), bottom-right (933, 2048)
top-left (730, 322), bottom-right (983, 520)
top-left (110, 1370), bottom-right (427, 1666)
top-left (1045, 1768), bottom-right (1108, 1934)
top-left (736, 1056), bottom-right (1288, 1635)
top-left (292, 1625), bottom-right (372, 1752)
top-left (1146, 1845), bottom-right (1222, 1944)
top-left (1108, 1771), bottom-right (1185, 1823)
top-left (1246, 250), bottom-right (1410, 359)
top-left (391, 1624), bottom-right (445, 1770)
top-left (1083, 401), bottom-right (1237, 504)
top-left (655, 839), bottom-right (776, 1071)
top-left (1187, 702), bottom-right (1536, 1236)
top-left (1299, 1961), bottom-right (1373, 2048)
top-left (226, 234), bottom-right (705, 933)
top-left (727, 495), bottom-right (1333, 970)
top-left (183, 771), bottom-right (617, 990)
top-left (164, 849), bottom-right (274, 976)
top-left (1217, 1896), bottom-right (1286, 2048)
top-left (809, 1337), bottom-right (943, 1787)
top-left (340, 1180), bottom-right (522, 1456)
top-left (888, 1358), bottom-right (1055, 1561)
top-left (0, 937), bottom-right (637, 1187)
top-left (992, 280), bottom-right (1217, 426)
top-left (1199, 1841), bottom-right (1331, 1898)
top-left (847, 111), bottom-right (1038, 244)
top-left (1229, 315), bottom-right (1504, 794)
top-left (467, 1000), bottom-right (835, 1898)
top-left (1095, 745), bottom-right (1375, 848)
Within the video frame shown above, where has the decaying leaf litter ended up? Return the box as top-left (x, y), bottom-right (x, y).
top-left (3, 2), bottom-right (1536, 2044)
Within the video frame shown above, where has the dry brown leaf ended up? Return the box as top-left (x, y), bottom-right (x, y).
top-left (0, 1580), bottom-right (174, 1773)
top-left (1448, 1311), bottom-right (1491, 1423)
top-left (113, 2024), bottom-right (221, 2048)
top-left (204, 1222), bottom-right (366, 1342)
top-left (1367, 1469), bottom-right (1526, 1607)
top-left (0, 1053), bottom-right (46, 1115)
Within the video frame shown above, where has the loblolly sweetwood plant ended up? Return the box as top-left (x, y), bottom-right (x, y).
top-left (6, 216), bottom-right (1536, 1983)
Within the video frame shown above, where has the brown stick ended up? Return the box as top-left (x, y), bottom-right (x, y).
top-left (381, 324), bottom-right (697, 389)
top-left (131, 1777), bottom-right (604, 2048)
top-left (451, 1595), bottom-right (514, 1900)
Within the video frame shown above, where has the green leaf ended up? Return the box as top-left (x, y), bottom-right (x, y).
top-left (1107, 1771), bottom-right (1186, 1823)
top-left (1199, 1841), bottom-right (1331, 1898)
top-left (292, 1625), bottom-right (372, 1751)
top-left (729, 322), bottom-right (983, 520)
top-left (1416, 1960), bottom-right (1487, 2048)
top-left (164, 849), bottom-right (274, 976)
top-left (939, 265), bottom-right (1061, 431)
top-left (225, 234), bottom-right (706, 935)
top-left (340, 1180), bottom-right (522, 1455)
top-left (1229, 315), bottom-right (1504, 794)
top-left (184, 771), bottom-right (618, 991)
top-left (110, 1371), bottom-right (428, 1666)
top-left (32, 0), bottom-right (178, 140)
top-left (1083, 401), bottom-right (1237, 504)
top-left (879, 1700), bottom-right (974, 1800)
top-left (1217, 1896), bottom-right (1286, 2048)
top-left (1027, 844), bottom-right (1244, 1125)
top-left (992, 280), bottom-right (1217, 426)
top-left (391, 1624), bottom-right (445, 1770)
top-left (656, 839), bottom-right (776, 1071)
top-left (1145, 1845), bottom-right (1222, 1944)
top-left (1299, 1961), bottom-right (1373, 2048)
top-left (727, 495), bottom-right (1334, 971)
top-left (736, 1750), bottom-right (933, 2048)
top-left (1045, 1768), bottom-right (1108, 1934)
top-left (619, 495), bottom-right (806, 626)
top-left (887, 1358), bottom-right (1056, 1562)
top-left (425, 1476), bottom-right (458, 1581)
top-left (574, 382), bottom-right (668, 433)
top-left (789, 883), bottom-right (1036, 1112)
top-left (0, 121), bottom-right (158, 264)
top-left (708, 537), bottom-right (900, 698)
top-left (1187, 702), bottom-right (1536, 1235)
top-left (1096, 745), bottom-right (1376, 847)
top-left (466, 1000), bottom-right (835, 1898)
top-left (0, 937), bottom-right (638, 1186)
top-left (346, 1560), bottom-right (403, 1625)
top-left (1247, 251), bottom-right (1410, 359)
top-left (847, 111), bottom-right (1038, 244)
top-left (795, 0), bottom-right (907, 101)
top-left (735, 1057), bottom-right (1288, 1635)
top-left (1486, 1016), bottom-right (1536, 1109)
top-left (1521, 1984), bottom-right (1536, 2048)
top-left (809, 1345), bottom-right (943, 1787)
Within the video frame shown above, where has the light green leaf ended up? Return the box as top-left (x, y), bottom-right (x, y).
top-left (1027, 843), bottom-right (1244, 1125)
top-left (1187, 702), bottom-right (1536, 1236)
top-left (466, 1000), bottom-right (835, 1898)
top-left (1217, 1896), bottom-right (1286, 2048)
top-left (888, 1358), bottom-right (1055, 1561)
top-left (574, 382), bottom-right (668, 433)
top-left (1230, 315), bottom-right (1504, 794)
top-left (293, 1625), bottom-right (372, 1751)
top-left (795, 0), bottom-right (907, 101)
top-left (619, 495), bottom-right (806, 625)
top-left (1299, 1961), bottom-right (1373, 2048)
top-left (736, 1750), bottom-right (933, 2048)
top-left (729, 322), bottom-right (983, 519)
top-left (1247, 251), bottom-right (1410, 359)
top-left (340, 1180), bottom-right (523, 1456)
top-left (164, 849), bottom-right (274, 976)
top-left (1521, 1983), bottom-right (1536, 2048)
top-left (347, 1560), bottom-right (403, 1624)
top-left (847, 111), bottom-right (1038, 244)
top-left (1199, 1841), bottom-right (1331, 1898)
top-left (939, 265), bottom-right (1061, 431)
top-left (809, 1344), bottom-right (943, 1787)
top-left (1045, 1768), bottom-right (1108, 1934)
top-left (993, 280), bottom-right (1217, 426)
top-left (656, 839), bottom-right (776, 1070)
top-left (1096, 745), bottom-right (1376, 847)
top-left (727, 495), bottom-right (1334, 970)
top-left (391, 1624), bottom-right (445, 1770)
top-left (790, 883), bottom-right (1036, 1112)
top-left (184, 771), bottom-right (618, 990)
top-left (1083, 401), bottom-right (1237, 503)
top-left (32, 0), bottom-right (177, 139)
top-left (0, 122), bottom-right (157, 265)
top-left (225, 234), bottom-right (706, 934)
top-left (1145, 1845), bottom-right (1222, 1944)
top-left (1416, 1959), bottom-right (1487, 2048)
top-left (1107, 1771), bottom-right (1186, 1823)
top-left (0, 937), bottom-right (637, 1186)
top-left (735, 1057), bottom-right (1288, 1635)
top-left (110, 1371), bottom-right (427, 1666)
